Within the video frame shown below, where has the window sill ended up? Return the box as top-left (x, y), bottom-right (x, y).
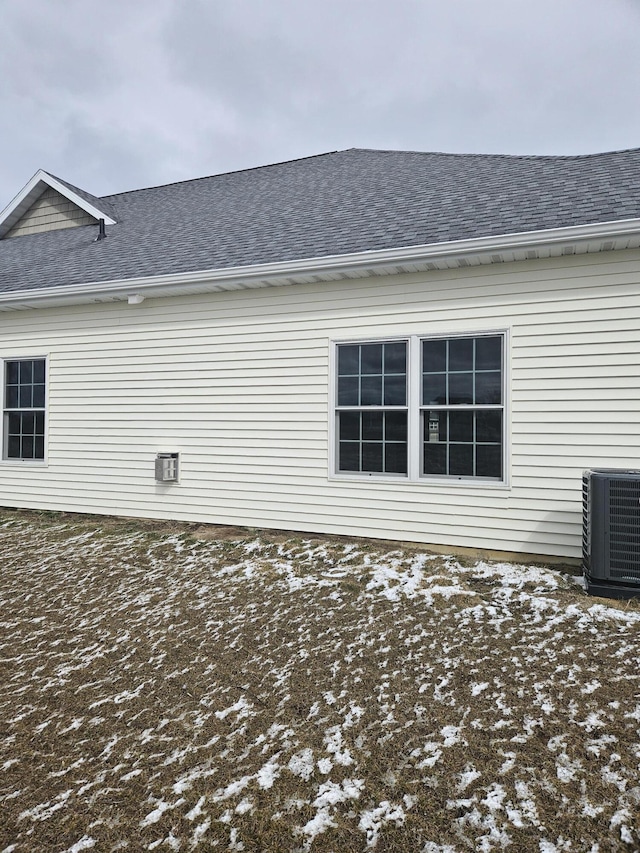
top-left (0, 459), bottom-right (48, 467)
top-left (329, 472), bottom-right (510, 489)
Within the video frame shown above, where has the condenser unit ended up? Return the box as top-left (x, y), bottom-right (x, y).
top-left (583, 469), bottom-right (640, 598)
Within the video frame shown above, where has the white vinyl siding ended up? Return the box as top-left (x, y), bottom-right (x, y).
top-left (1, 248), bottom-right (639, 559)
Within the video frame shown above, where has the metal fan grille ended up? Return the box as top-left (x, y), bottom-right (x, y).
top-left (582, 475), bottom-right (590, 570)
top-left (608, 479), bottom-right (640, 580)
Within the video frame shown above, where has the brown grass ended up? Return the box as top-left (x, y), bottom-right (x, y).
top-left (0, 509), bottom-right (639, 852)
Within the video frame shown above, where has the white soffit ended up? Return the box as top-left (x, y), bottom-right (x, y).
top-left (0, 170), bottom-right (116, 238)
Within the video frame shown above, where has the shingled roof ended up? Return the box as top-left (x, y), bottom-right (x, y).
top-left (2, 147), bottom-right (640, 298)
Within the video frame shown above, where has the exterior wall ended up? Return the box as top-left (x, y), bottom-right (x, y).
top-left (1, 249), bottom-right (639, 558)
top-left (6, 188), bottom-right (95, 237)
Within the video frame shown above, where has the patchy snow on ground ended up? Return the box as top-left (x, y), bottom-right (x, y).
top-left (1, 512), bottom-right (640, 851)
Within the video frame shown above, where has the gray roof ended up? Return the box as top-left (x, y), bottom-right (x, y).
top-left (47, 172), bottom-right (117, 222)
top-left (2, 147), bottom-right (640, 296)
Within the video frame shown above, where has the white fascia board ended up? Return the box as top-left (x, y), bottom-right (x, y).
top-left (2, 215), bottom-right (640, 308)
top-left (0, 170), bottom-right (116, 237)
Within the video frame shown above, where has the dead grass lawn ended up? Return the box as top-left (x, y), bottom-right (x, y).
top-left (1, 510), bottom-right (639, 852)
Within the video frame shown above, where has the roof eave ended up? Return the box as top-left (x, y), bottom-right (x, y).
top-left (2, 217), bottom-right (640, 310)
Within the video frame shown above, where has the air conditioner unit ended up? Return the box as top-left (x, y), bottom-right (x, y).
top-left (155, 452), bottom-right (179, 483)
top-left (583, 469), bottom-right (640, 598)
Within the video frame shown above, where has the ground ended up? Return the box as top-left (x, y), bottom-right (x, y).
top-left (1, 510), bottom-right (639, 852)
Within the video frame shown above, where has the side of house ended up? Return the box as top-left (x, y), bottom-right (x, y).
top-left (2, 245), bottom-right (639, 559)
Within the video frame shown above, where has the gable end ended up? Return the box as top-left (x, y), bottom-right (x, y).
top-left (0, 169), bottom-right (116, 239)
top-left (6, 187), bottom-right (97, 237)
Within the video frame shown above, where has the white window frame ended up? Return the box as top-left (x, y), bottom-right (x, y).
top-left (1, 356), bottom-right (48, 464)
top-left (330, 331), bottom-right (509, 487)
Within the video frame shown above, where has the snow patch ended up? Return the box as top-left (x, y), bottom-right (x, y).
top-left (64, 838), bottom-right (96, 853)
top-left (359, 801), bottom-right (406, 848)
top-left (288, 748), bottom-right (315, 781)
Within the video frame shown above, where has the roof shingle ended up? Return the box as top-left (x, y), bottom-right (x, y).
top-left (1, 147), bottom-right (640, 295)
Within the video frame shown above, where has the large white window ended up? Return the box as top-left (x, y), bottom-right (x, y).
top-left (2, 358), bottom-right (46, 461)
top-left (333, 333), bottom-right (506, 482)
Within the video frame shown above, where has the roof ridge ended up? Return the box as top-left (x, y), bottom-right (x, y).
top-left (347, 146), bottom-right (640, 160)
top-left (101, 150), bottom-right (342, 200)
top-left (100, 146), bottom-right (640, 200)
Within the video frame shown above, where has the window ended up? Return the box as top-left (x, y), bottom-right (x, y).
top-left (334, 334), bottom-right (505, 482)
top-left (3, 359), bottom-right (46, 460)
top-left (336, 341), bottom-right (408, 474)
top-left (422, 336), bottom-right (503, 479)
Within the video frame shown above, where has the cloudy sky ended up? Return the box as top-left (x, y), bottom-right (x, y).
top-left (1, 0), bottom-right (640, 201)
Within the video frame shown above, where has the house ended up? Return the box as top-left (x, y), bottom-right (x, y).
top-left (1, 148), bottom-right (640, 561)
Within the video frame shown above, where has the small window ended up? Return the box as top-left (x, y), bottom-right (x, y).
top-left (3, 359), bottom-right (46, 460)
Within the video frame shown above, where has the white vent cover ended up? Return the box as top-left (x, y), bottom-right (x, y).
top-left (155, 452), bottom-right (179, 482)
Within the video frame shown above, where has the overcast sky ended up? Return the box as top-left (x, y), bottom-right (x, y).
top-left (2, 0), bottom-right (640, 202)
